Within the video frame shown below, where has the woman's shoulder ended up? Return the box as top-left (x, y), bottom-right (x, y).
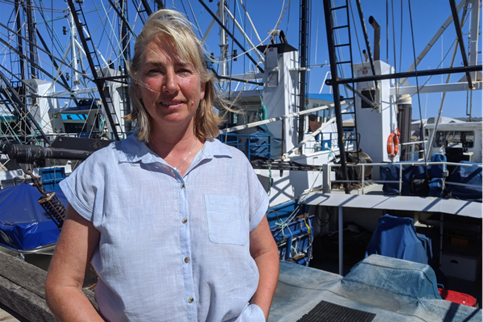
top-left (83, 140), bottom-right (118, 164)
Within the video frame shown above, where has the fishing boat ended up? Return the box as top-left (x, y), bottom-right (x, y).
top-left (0, 0), bottom-right (481, 321)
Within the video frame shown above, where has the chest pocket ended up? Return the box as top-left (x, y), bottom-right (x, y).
top-left (205, 195), bottom-right (247, 245)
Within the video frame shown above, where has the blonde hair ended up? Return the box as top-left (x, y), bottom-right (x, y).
top-left (127, 9), bottom-right (223, 143)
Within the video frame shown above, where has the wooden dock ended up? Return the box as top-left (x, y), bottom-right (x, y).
top-left (0, 251), bottom-right (96, 321)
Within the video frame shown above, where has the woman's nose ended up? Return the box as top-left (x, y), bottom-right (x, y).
top-left (163, 71), bottom-right (178, 93)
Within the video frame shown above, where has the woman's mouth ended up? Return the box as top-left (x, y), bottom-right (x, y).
top-left (160, 100), bottom-right (184, 108)
top-left (161, 101), bottom-right (183, 106)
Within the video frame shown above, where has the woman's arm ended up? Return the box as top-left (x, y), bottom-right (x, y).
top-left (45, 205), bottom-right (104, 321)
top-left (249, 216), bottom-right (280, 321)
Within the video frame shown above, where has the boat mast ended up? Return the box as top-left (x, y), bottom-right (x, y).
top-left (120, 0), bottom-right (132, 132)
top-left (298, 0), bottom-right (309, 143)
top-left (25, 0), bottom-right (38, 80)
top-left (219, 0), bottom-right (228, 78)
top-left (14, 0), bottom-right (25, 83)
top-left (69, 10), bottom-right (80, 91)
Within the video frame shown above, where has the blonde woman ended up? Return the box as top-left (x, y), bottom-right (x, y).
top-left (45, 9), bottom-right (279, 322)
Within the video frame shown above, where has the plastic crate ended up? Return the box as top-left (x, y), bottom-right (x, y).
top-left (39, 167), bottom-right (66, 191)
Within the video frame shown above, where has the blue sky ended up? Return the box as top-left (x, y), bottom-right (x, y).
top-left (173, 0), bottom-right (482, 120)
top-left (0, 0), bottom-right (480, 121)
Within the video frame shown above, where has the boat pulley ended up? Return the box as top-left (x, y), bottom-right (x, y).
top-left (25, 169), bottom-right (66, 230)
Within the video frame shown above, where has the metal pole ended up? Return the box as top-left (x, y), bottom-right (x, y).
top-left (449, 0), bottom-right (473, 89)
top-left (121, 0), bottom-right (132, 133)
top-left (338, 206), bottom-right (344, 275)
top-left (25, 0), bottom-right (37, 79)
top-left (298, 0), bottom-right (309, 143)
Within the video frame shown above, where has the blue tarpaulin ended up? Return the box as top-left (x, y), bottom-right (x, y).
top-left (365, 214), bottom-right (431, 265)
top-left (430, 154), bottom-right (447, 178)
top-left (380, 163), bottom-right (428, 195)
top-left (269, 255), bottom-right (481, 322)
top-left (0, 183), bottom-right (68, 250)
top-left (447, 161), bottom-right (482, 201)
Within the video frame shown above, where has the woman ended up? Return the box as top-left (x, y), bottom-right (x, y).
top-left (45, 9), bottom-right (279, 322)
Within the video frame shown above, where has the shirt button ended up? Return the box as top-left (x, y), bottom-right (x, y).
top-left (188, 297), bottom-right (194, 303)
top-left (180, 183), bottom-right (185, 189)
top-left (182, 218), bottom-right (188, 224)
top-left (184, 257), bottom-right (190, 263)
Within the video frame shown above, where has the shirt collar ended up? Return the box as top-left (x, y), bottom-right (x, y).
top-left (117, 135), bottom-right (232, 164)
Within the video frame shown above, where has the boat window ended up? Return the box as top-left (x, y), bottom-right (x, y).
top-left (433, 130), bottom-right (474, 148)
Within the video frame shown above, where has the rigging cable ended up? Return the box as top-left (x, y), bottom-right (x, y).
top-left (391, 0), bottom-right (399, 113)
top-left (386, 0), bottom-right (388, 63)
top-left (0, 0), bottom-right (65, 13)
top-left (184, 0), bottom-right (204, 40)
top-left (97, 0), bottom-right (123, 66)
top-left (407, 0), bottom-right (428, 170)
top-left (222, 0), bottom-right (291, 110)
top-left (398, 0), bottom-right (403, 76)
top-left (349, 1), bottom-right (376, 108)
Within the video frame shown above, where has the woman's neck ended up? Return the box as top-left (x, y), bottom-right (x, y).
top-left (148, 125), bottom-right (203, 175)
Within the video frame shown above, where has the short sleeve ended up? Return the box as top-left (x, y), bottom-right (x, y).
top-left (246, 161), bottom-right (269, 232)
top-left (59, 150), bottom-right (106, 224)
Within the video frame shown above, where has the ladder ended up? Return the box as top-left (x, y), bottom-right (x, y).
top-left (330, 0), bottom-right (360, 157)
top-left (67, 0), bottom-right (123, 141)
top-left (327, 0), bottom-right (360, 155)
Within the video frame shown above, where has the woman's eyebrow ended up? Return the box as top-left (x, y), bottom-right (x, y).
top-left (144, 61), bottom-right (165, 68)
top-left (144, 61), bottom-right (190, 68)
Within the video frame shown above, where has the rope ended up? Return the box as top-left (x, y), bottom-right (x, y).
top-left (267, 162), bottom-right (273, 195)
top-left (274, 219), bottom-right (296, 257)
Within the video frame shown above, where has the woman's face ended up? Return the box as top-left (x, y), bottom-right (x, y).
top-left (136, 36), bottom-right (205, 134)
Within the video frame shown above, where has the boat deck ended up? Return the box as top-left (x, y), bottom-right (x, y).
top-left (303, 185), bottom-right (482, 219)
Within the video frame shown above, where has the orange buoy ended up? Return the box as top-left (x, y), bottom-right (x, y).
top-left (387, 132), bottom-right (399, 158)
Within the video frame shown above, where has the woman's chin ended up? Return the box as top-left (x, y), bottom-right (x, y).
top-left (152, 115), bottom-right (194, 129)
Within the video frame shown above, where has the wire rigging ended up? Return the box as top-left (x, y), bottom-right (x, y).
top-left (407, 0), bottom-right (428, 170)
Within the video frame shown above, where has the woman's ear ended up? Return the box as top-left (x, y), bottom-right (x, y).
top-left (200, 82), bottom-right (206, 100)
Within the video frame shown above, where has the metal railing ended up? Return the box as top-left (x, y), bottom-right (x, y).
top-left (401, 140), bottom-right (427, 161)
top-left (303, 130), bottom-right (355, 154)
top-left (323, 161), bottom-right (482, 196)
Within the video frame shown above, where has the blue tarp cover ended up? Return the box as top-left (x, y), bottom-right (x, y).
top-left (0, 183), bottom-right (67, 250)
top-left (447, 161), bottom-right (482, 201)
top-left (365, 214), bottom-right (431, 265)
top-left (269, 255), bottom-right (481, 322)
top-left (380, 163), bottom-right (428, 195)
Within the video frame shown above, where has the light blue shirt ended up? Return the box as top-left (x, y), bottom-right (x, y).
top-left (60, 135), bottom-right (269, 322)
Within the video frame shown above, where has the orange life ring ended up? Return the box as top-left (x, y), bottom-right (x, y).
top-left (387, 132), bottom-right (399, 157)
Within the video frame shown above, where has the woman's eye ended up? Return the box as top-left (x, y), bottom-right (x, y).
top-left (147, 69), bottom-right (163, 75)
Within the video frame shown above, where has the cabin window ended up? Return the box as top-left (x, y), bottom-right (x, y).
top-left (433, 130), bottom-right (474, 148)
